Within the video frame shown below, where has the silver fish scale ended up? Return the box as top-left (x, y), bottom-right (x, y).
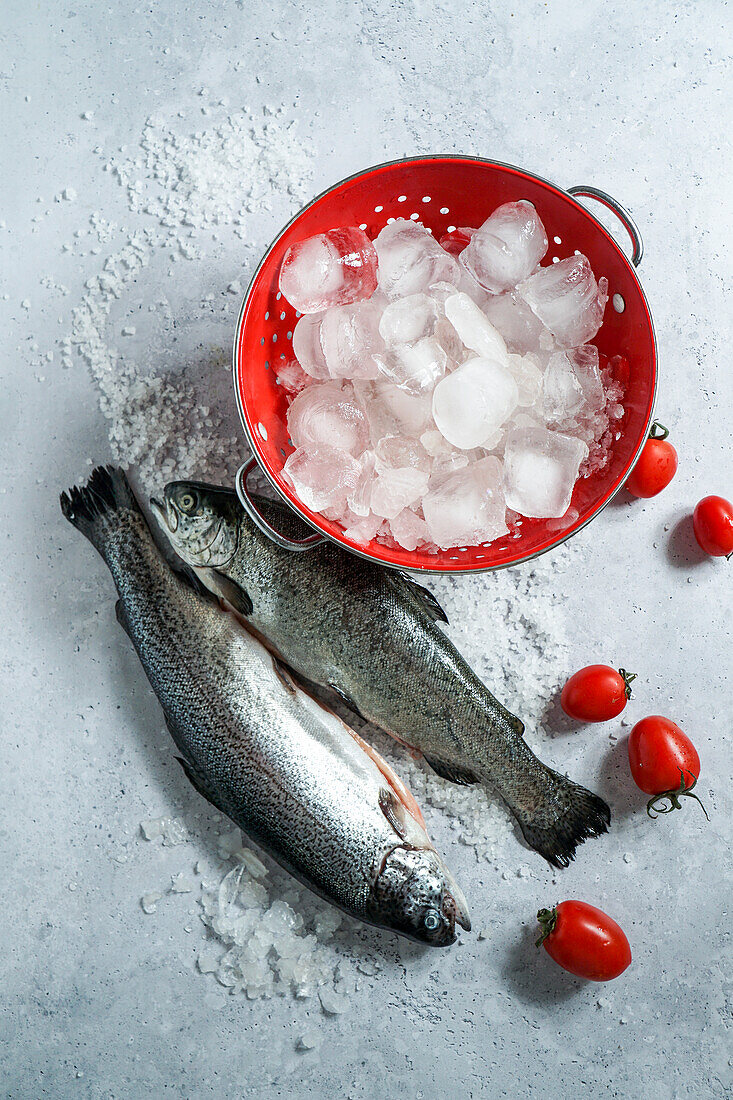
top-left (106, 512), bottom-right (399, 920)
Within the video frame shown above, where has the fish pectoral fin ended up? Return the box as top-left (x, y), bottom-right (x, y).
top-left (175, 755), bottom-right (228, 816)
top-left (196, 567), bottom-right (254, 617)
top-left (173, 563), bottom-right (218, 603)
top-left (423, 754), bottom-right (480, 786)
top-left (271, 656), bottom-right (299, 696)
top-left (378, 788), bottom-right (431, 848)
top-left (391, 571), bottom-right (449, 625)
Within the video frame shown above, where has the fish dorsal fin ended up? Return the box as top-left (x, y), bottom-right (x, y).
top-left (194, 566), bottom-right (253, 617)
top-left (423, 753), bottom-right (480, 786)
top-left (175, 755), bottom-right (229, 816)
top-left (389, 571), bottom-right (449, 625)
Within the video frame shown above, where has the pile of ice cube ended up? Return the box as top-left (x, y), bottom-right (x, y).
top-left (275, 201), bottom-right (624, 552)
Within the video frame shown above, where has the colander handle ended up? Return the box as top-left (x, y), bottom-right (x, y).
top-left (235, 458), bottom-right (325, 552)
top-left (567, 186), bottom-right (643, 267)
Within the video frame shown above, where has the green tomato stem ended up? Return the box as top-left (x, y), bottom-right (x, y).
top-left (649, 420), bottom-right (670, 440)
top-left (646, 770), bottom-right (709, 821)
top-left (535, 906), bottom-right (558, 947)
top-left (618, 668), bottom-right (637, 699)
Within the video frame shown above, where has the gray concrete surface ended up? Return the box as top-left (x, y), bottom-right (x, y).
top-left (1, 2), bottom-right (731, 1097)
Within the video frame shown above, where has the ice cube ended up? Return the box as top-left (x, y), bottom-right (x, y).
top-left (460, 200), bottom-right (548, 292)
top-left (503, 426), bottom-right (588, 518)
top-left (354, 378), bottom-right (433, 443)
top-left (438, 227), bottom-right (475, 255)
top-left (375, 219), bottom-right (461, 299)
top-left (430, 272), bottom-right (486, 309)
top-left (374, 336), bottom-right (448, 395)
top-left (279, 226), bottom-right (378, 313)
top-left (420, 428), bottom-right (453, 457)
top-left (378, 293), bottom-right (438, 345)
top-left (432, 357), bottom-right (519, 449)
top-left (346, 450), bottom-right (376, 515)
top-left (423, 457), bottom-right (508, 549)
top-left (319, 298), bottom-right (383, 379)
top-left (389, 508), bottom-right (430, 550)
top-left (542, 345), bottom-right (605, 424)
top-left (276, 358), bottom-right (311, 395)
top-left (430, 450), bottom-right (471, 483)
top-left (433, 318), bottom-right (466, 364)
top-left (507, 352), bottom-right (543, 407)
top-left (567, 345), bottom-right (605, 413)
top-left (542, 352), bottom-right (584, 421)
top-left (282, 444), bottom-right (361, 512)
top-left (375, 435), bottom-right (431, 472)
top-left (287, 380), bottom-right (369, 456)
top-left (518, 254), bottom-right (608, 347)
top-left (371, 466), bottom-right (429, 519)
top-left (342, 510), bottom-right (382, 543)
top-left (443, 293), bottom-right (509, 365)
top-left (292, 313), bottom-right (331, 379)
top-left (482, 291), bottom-right (550, 354)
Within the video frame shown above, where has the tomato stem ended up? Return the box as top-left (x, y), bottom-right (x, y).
top-left (649, 420), bottom-right (670, 440)
top-left (618, 668), bottom-right (637, 699)
top-left (535, 906), bottom-right (558, 947)
top-left (646, 770), bottom-right (709, 821)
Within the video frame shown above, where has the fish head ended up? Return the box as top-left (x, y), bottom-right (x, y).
top-left (151, 482), bottom-right (240, 568)
top-left (369, 847), bottom-right (471, 948)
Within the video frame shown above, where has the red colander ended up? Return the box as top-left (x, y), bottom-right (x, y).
top-left (232, 156), bottom-right (656, 573)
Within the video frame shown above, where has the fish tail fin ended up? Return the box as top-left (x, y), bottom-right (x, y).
top-left (60, 465), bottom-right (139, 556)
top-left (504, 765), bottom-right (611, 869)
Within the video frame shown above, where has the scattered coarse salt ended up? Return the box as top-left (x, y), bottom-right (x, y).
top-left (141, 891), bottom-right (163, 914)
top-left (170, 873), bottom-right (194, 893)
top-left (297, 1030), bottom-right (322, 1051)
top-left (140, 816), bottom-right (188, 845)
top-left (318, 988), bottom-right (349, 1015)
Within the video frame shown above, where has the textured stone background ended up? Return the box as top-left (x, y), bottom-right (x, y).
top-left (1, 2), bottom-right (731, 1097)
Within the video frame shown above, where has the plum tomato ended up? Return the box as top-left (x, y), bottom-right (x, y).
top-left (560, 664), bottom-right (636, 722)
top-left (536, 900), bottom-right (631, 982)
top-left (693, 495), bottom-right (733, 558)
top-left (628, 715), bottom-right (708, 820)
top-left (626, 422), bottom-right (678, 498)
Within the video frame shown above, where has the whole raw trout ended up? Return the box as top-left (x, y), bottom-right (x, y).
top-left (152, 482), bottom-right (610, 868)
top-left (61, 467), bottom-right (469, 946)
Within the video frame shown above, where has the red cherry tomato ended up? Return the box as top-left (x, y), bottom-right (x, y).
top-left (693, 495), bottom-right (733, 558)
top-left (536, 900), bottom-right (631, 982)
top-left (626, 421), bottom-right (678, 498)
top-left (560, 664), bottom-right (636, 722)
top-left (628, 715), bottom-right (708, 819)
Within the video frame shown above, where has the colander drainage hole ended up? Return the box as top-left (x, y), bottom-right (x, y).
top-left (613, 293), bottom-right (625, 313)
top-left (257, 423), bottom-right (267, 441)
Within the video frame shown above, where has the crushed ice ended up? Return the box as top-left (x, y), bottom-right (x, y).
top-left (278, 202), bottom-right (623, 549)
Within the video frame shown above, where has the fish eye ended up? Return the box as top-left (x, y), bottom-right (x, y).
top-left (423, 908), bottom-right (441, 932)
top-left (178, 491), bottom-right (197, 514)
